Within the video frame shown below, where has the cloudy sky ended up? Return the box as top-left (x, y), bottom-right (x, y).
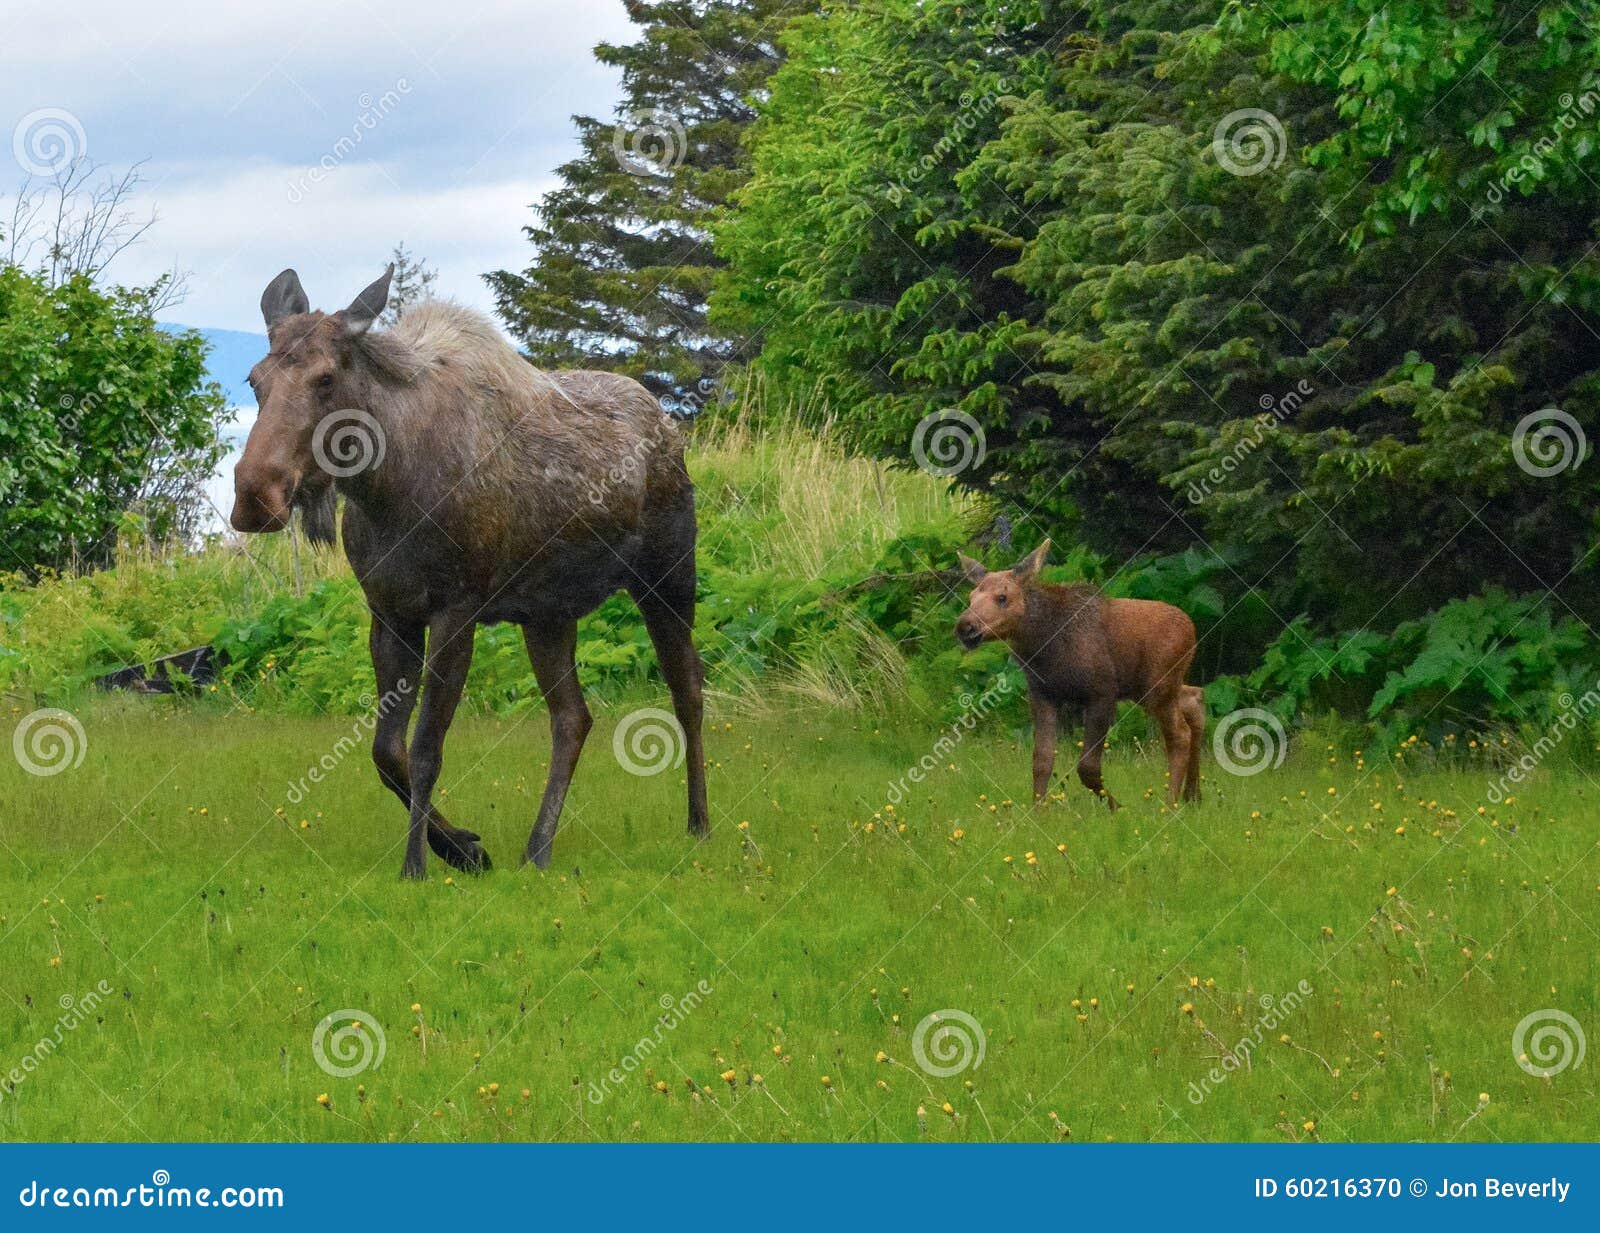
top-left (2, 0), bottom-right (636, 332)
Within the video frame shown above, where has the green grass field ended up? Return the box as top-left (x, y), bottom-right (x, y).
top-left (2, 698), bottom-right (1596, 1143)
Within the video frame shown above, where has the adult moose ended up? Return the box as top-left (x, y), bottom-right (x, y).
top-left (955, 541), bottom-right (1204, 809)
top-left (232, 266), bottom-right (708, 877)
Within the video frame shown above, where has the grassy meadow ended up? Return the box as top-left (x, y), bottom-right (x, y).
top-left (2, 415), bottom-right (1597, 1143)
top-left (1, 700), bottom-right (1597, 1143)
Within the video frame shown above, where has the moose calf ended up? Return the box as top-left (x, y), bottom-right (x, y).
top-left (955, 541), bottom-right (1205, 808)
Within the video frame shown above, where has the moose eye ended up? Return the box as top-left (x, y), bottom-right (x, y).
top-left (995, 594), bottom-right (1007, 607)
top-left (317, 373), bottom-right (335, 390)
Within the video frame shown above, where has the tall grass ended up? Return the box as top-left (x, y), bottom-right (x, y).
top-left (1, 409), bottom-right (980, 712)
top-left (692, 407), bottom-right (974, 580)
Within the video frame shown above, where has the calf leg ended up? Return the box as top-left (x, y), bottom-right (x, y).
top-left (1180, 685), bottom-right (1205, 802)
top-left (369, 614), bottom-right (490, 873)
top-left (1152, 699), bottom-right (1192, 808)
top-left (522, 622), bottom-right (592, 870)
top-left (1079, 697), bottom-right (1120, 810)
top-left (400, 609), bottom-right (476, 880)
top-left (1029, 694), bottom-right (1058, 803)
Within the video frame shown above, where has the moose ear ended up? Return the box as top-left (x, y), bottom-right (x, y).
top-left (260, 269), bottom-right (309, 328)
top-left (340, 264), bottom-right (394, 337)
top-left (957, 552), bottom-right (988, 584)
top-left (1013, 538), bottom-right (1051, 581)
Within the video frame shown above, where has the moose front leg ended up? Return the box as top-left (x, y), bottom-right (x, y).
top-left (371, 614), bottom-right (490, 873)
top-left (369, 614), bottom-right (423, 811)
top-left (1029, 693), bottom-right (1059, 803)
top-left (401, 609), bottom-right (476, 880)
top-left (1079, 697), bottom-right (1120, 810)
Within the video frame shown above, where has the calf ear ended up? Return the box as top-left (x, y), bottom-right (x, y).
top-left (957, 552), bottom-right (988, 584)
top-left (340, 264), bottom-right (395, 337)
top-left (1013, 538), bottom-right (1051, 580)
top-left (260, 269), bottom-right (309, 328)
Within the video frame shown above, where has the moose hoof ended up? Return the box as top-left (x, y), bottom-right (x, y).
top-left (400, 857), bottom-right (428, 881)
top-left (431, 827), bottom-right (493, 873)
top-left (522, 844), bottom-right (552, 871)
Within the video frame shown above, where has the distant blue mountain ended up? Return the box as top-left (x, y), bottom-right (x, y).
top-left (162, 324), bottom-right (265, 415)
top-left (160, 326), bottom-right (266, 520)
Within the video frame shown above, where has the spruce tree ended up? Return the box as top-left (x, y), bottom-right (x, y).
top-left (487, 0), bottom-right (806, 403)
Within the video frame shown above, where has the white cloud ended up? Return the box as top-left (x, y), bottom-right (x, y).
top-left (3, 0), bottom-right (637, 329)
top-left (116, 160), bottom-right (553, 331)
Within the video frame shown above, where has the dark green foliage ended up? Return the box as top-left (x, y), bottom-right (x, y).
top-left (210, 523), bottom-right (996, 718)
top-left (712, 0), bottom-right (1600, 729)
top-left (0, 265), bottom-right (226, 575)
top-left (1237, 591), bottom-right (1596, 745)
top-left (487, 0), bottom-right (807, 400)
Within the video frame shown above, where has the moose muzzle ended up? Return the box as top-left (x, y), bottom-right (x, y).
top-left (230, 462), bottom-right (296, 533)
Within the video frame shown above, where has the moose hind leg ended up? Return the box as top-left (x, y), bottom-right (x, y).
top-left (1154, 701), bottom-right (1192, 808)
top-left (632, 594), bottom-right (709, 839)
top-left (1181, 685), bottom-right (1205, 802)
top-left (522, 622), bottom-right (592, 870)
top-left (1079, 697), bottom-right (1120, 810)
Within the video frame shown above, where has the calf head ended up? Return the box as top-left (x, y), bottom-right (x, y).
top-left (954, 540), bottom-right (1051, 649)
top-left (230, 265), bottom-right (393, 533)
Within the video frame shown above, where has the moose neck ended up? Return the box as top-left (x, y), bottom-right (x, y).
top-left (330, 352), bottom-right (440, 520)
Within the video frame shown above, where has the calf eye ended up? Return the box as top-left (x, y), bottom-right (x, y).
top-left (996, 595), bottom-right (1007, 607)
top-left (318, 373), bottom-right (335, 390)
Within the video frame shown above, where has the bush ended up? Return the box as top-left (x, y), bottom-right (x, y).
top-left (0, 267), bottom-right (225, 573)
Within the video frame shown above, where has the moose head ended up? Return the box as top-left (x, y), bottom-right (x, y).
top-left (954, 540), bottom-right (1051, 649)
top-left (229, 266), bottom-right (394, 533)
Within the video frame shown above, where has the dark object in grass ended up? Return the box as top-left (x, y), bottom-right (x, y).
top-left (955, 540), bottom-right (1205, 809)
top-left (96, 645), bottom-right (223, 695)
top-left (230, 266), bottom-right (708, 879)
